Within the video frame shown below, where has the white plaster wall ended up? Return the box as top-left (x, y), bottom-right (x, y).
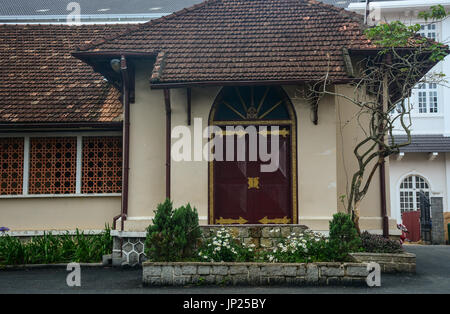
top-left (389, 153), bottom-right (448, 223)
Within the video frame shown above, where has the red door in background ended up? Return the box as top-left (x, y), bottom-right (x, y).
top-left (213, 126), bottom-right (292, 224)
top-left (402, 211), bottom-right (421, 242)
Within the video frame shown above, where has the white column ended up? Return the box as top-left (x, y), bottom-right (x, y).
top-left (76, 135), bottom-right (82, 194)
top-left (445, 153), bottom-right (450, 212)
top-left (22, 136), bottom-right (30, 195)
top-left (442, 19), bottom-right (450, 136)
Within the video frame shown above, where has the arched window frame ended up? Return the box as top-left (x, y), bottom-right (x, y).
top-left (399, 174), bottom-right (430, 213)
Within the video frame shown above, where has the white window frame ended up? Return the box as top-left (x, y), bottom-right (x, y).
top-left (399, 175), bottom-right (430, 214)
top-left (407, 21), bottom-right (444, 118)
top-left (0, 131), bottom-right (122, 199)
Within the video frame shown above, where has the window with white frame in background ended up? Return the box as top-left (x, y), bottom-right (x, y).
top-left (399, 175), bottom-right (430, 213)
top-left (416, 83), bottom-right (438, 113)
top-left (414, 23), bottom-right (439, 114)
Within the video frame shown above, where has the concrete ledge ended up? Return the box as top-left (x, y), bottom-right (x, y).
top-left (0, 263), bottom-right (104, 270)
top-left (349, 252), bottom-right (416, 273)
top-left (142, 262), bottom-right (370, 286)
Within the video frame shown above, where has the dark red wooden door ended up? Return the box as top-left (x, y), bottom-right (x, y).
top-left (402, 211), bottom-right (421, 242)
top-left (213, 126), bottom-right (292, 224)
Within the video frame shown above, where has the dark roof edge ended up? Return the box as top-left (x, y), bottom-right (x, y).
top-left (0, 121), bottom-right (123, 131)
top-left (149, 78), bottom-right (356, 89)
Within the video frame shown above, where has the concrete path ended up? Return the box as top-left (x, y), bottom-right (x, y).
top-left (0, 245), bottom-right (448, 294)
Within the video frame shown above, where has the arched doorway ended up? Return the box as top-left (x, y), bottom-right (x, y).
top-left (208, 86), bottom-right (297, 225)
top-left (399, 174), bottom-right (430, 213)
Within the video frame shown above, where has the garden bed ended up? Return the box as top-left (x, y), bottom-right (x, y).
top-left (142, 261), bottom-right (370, 286)
top-left (349, 252), bottom-right (416, 273)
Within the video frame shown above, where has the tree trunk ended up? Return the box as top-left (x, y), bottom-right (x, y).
top-left (352, 201), bottom-right (361, 235)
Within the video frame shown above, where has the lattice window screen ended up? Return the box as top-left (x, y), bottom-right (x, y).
top-left (82, 136), bottom-right (122, 194)
top-left (29, 137), bottom-right (77, 194)
top-left (0, 138), bottom-right (24, 195)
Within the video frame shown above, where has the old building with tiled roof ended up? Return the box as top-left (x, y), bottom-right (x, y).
top-left (0, 24), bottom-right (133, 125)
top-left (0, 0), bottom-right (441, 261)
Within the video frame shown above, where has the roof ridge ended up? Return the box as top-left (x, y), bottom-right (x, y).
top-left (77, 0), bottom-right (223, 52)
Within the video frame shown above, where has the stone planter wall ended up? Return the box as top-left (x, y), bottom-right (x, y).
top-left (349, 252), bottom-right (416, 273)
top-left (142, 262), bottom-right (370, 286)
top-left (112, 225), bottom-right (309, 266)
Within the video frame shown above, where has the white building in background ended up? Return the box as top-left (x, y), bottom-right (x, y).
top-left (348, 0), bottom-right (450, 223)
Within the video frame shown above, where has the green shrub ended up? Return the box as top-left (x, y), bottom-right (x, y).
top-left (0, 226), bottom-right (112, 265)
top-left (326, 213), bottom-right (361, 261)
top-left (360, 231), bottom-right (403, 253)
top-left (145, 199), bottom-right (201, 262)
top-left (197, 228), bottom-right (255, 262)
top-left (262, 230), bottom-right (329, 263)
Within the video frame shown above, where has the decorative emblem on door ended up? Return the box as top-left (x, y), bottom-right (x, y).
top-left (258, 216), bottom-right (292, 224)
top-left (215, 217), bottom-right (249, 225)
top-left (247, 177), bottom-right (260, 189)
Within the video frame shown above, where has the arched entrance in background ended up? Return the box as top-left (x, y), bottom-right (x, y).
top-left (208, 86), bottom-right (297, 225)
top-left (399, 174), bottom-right (430, 213)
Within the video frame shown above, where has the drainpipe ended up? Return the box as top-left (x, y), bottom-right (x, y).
top-left (119, 55), bottom-right (130, 231)
top-left (379, 53), bottom-right (391, 238)
top-left (164, 88), bottom-right (171, 199)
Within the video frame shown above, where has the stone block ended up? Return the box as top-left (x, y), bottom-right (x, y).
top-left (144, 277), bottom-right (161, 286)
top-left (182, 265), bottom-right (197, 275)
top-left (243, 237), bottom-right (260, 248)
top-left (346, 265), bottom-right (369, 277)
top-left (173, 276), bottom-right (191, 286)
top-left (239, 228), bottom-right (249, 238)
top-left (283, 266), bottom-right (297, 277)
top-left (280, 227), bottom-right (291, 237)
top-left (297, 265), bottom-right (306, 276)
top-left (260, 238), bottom-right (273, 248)
top-left (306, 264), bottom-right (319, 282)
top-left (262, 265), bottom-right (283, 276)
top-left (320, 266), bottom-right (344, 277)
top-left (268, 276), bottom-right (285, 285)
top-left (161, 266), bottom-right (174, 285)
top-left (198, 266), bottom-right (211, 275)
top-left (143, 265), bottom-right (161, 277)
top-left (230, 265), bottom-right (248, 275)
top-left (212, 266), bottom-right (229, 275)
top-left (249, 227), bottom-right (261, 238)
top-left (232, 275), bottom-right (249, 285)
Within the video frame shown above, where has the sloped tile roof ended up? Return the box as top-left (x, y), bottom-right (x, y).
top-left (76, 0), bottom-right (375, 85)
top-left (391, 135), bottom-right (450, 153)
top-left (0, 24), bottom-right (131, 124)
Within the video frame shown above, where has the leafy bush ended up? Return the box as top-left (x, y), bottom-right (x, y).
top-left (262, 230), bottom-right (329, 263)
top-left (326, 213), bottom-right (361, 261)
top-left (360, 231), bottom-right (403, 253)
top-left (197, 228), bottom-right (255, 262)
top-left (0, 226), bottom-right (112, 265)
top-left (145, 199), bottom-right (202, 262)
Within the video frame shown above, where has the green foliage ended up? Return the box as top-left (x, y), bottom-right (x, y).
top-left (364, 6), bottom-right (448, 62)
top-left (418, 5), bottom-right (448, 22)
top-left (262, 230), bottom-right (329, 263)
top-left (0, 226), bottom-right (112, 265)
top-left (197, 228), bottom-right (255, 262)
top-left (360, 231), bottom-right (403, 253)
top-left (326, 213), bottom-right (361, 261)
top-left (365, 21), bottom-right (421, 48)
top-left (145, 199), bottom-right (202, 262)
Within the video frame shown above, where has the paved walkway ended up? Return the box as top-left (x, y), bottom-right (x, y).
top-left (0, 245), bottom-right (448, 294)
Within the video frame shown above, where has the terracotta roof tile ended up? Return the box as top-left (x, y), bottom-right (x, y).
top-left (0, 24), bottom-right (131, 124)
top-left (77, 0), bottom-right (375, 85)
